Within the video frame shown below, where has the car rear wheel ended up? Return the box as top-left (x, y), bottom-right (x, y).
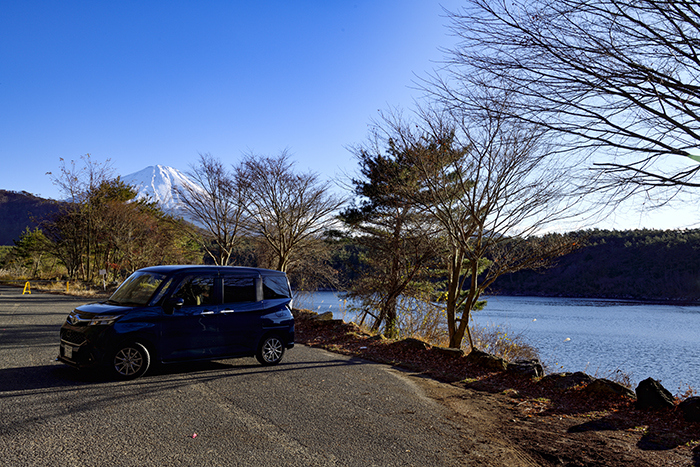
top-left (256, 335), bottom-right (285, 366)
top-left (111, 342), bottom-right (150, 379)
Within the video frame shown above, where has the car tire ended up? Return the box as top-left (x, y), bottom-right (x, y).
top-left (111, 342), bottom-right (150, 379)
top-left (256, 335), bottom-right (285, 366)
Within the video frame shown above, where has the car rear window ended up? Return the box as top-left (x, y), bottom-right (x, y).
top-left (263, 275), bottom-right (291, 299)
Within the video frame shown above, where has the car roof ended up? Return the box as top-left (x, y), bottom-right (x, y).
top-left (138, 265), bottom-right (286, 276)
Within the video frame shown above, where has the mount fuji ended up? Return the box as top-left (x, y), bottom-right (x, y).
top-left (122, 165), bottom-right (199, 215)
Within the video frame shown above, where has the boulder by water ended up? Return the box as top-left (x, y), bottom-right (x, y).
top-left (433, 346), bottom-right (465, 358)
top-left (316, 311), bottom-right (334, 321)
top-left (679, 397), bottom-right (700, 423)
top-left (465, 349), bottom-right (508, 371)
top-left (541, 372), bottom-right (595, 391)
top-left (507, 359), bottom-right (544, 378)
top-left (583, 378), bottom-right (636, 399)
top-left (635, 377), bottom-right (674, 410)
top-left (395, 337), bottom-right (430, 351)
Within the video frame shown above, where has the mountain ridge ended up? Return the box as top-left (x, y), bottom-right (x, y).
top-left (0, 190), bottom-right (61, 245)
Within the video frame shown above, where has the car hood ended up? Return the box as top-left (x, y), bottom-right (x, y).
top-left (74, 302), bottom-right (135, 316)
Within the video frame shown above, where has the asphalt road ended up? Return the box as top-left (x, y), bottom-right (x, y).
top-left (0, 286), bottom-right (469, 466)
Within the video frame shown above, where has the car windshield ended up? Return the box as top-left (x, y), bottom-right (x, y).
top-left (107, 271), bottom-right (167, 306)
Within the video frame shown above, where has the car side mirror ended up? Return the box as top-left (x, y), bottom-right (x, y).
top-left (164, 297), bottom-right (184, 314)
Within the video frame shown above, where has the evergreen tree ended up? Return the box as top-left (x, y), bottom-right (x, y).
top-left (340, 138), bottom-right (440, 338)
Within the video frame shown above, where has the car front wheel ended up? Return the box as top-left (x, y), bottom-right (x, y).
top-left (111, 342), bottom-right (150, 379)
top-left (256, 335), bottom-right (285, 366)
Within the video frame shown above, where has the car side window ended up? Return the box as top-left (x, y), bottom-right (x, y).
top-left (171, 275), bottom-right (216, 306)
top-left (223, 275), bottom-right (257, 303)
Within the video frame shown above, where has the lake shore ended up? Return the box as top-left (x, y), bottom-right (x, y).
top-left (295, 291), bottom-right (700, 392)
top-left (293, 308), bottom-right (700, 466)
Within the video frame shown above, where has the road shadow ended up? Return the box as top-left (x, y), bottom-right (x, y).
top-left (0, 324), bottom-right (62, 349)
top-left (0, 353), bottom-right (370, 394)
top-left (0, 364), bottom-right (102, 393)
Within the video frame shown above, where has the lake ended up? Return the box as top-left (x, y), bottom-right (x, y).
top-left (293, 292), bottom-right (700, 393)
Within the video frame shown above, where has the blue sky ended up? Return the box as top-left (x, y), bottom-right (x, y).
top-left (1, 1), bottom-right (694, 230)
top-left (2, 1), bottom-right (462, 196)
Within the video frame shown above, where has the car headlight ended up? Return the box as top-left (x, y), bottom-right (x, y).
top-left (89, 315), bottom-right (121, 326)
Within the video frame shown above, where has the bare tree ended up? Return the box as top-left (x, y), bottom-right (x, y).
top-left (239, 151), bottom-right (345, 273)
top-left (178, 153), bottom-right (247, 266)
top-left (431, 0), bottom-right (700, 204)
top-left (47, 154), bottom-right (115, 204)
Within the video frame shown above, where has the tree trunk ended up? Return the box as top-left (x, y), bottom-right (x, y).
top-left (450, 261), bottom-right (480, 350)
top-left (445, 245), bottom-right (463, 348)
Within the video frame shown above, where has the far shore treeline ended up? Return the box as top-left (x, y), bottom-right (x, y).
top-left (488, 229), bottom-right (700, 302)
top-left (325, 228), bottom-right (700, 303)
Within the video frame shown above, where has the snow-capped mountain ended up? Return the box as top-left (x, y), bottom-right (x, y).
top-left (122, 165), bottom-right (199, 214)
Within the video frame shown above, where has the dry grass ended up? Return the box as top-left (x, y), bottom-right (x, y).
top-left (676, 383), bottom-right (699, 400)
top-left (469, 322), bottom-right (540, 362)
top-left (0, 267), bottom-right (30, 281)
top-left (594, 367), bottom-right (634, 389)
top-left (395, 297), bottom-right (449, 345)
top-left (1, 278), bottom-right (113, 298)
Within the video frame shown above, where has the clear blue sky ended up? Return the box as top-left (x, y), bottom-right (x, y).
top-left (1, 1), bottom-right (462, 197)
top-left (0, 1), bottom-right (693, 230)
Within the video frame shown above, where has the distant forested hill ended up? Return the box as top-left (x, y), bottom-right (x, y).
top-left (0, 190), bottom-right (60, 245)
top-left (490, 229), bottom-right (700, 301)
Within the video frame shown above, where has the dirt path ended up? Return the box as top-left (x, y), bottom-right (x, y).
top-left (414, 375), bottom-right (541, 466)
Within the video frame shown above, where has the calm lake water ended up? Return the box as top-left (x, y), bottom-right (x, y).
top-left (293, 292), bottom-right (700, 393)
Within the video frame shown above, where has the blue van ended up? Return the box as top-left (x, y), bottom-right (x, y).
top-left (58, 265), bottom-right (295, 379)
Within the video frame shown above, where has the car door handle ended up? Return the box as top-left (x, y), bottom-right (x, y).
top-left (200, 310), bottom-right (216, 315)
top-left (220, 309), bottom-right (235, 314)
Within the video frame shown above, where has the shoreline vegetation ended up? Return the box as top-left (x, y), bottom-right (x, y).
top-left (489, 229), bottom-right (700, 303)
